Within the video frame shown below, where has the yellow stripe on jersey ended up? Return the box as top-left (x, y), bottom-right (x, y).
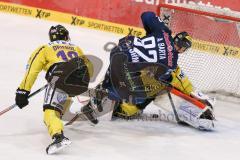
top-left (20, 46), bottom-right (46, 91)
top-left (22, 46), bottom-right (45, 90)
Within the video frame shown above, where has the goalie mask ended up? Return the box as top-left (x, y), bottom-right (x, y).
top-left (174, 31), bottom-right (192, 52)
top-left (49, 25), bottom-right (70, 42)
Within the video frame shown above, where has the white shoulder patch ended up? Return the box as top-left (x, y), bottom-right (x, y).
top-left (47, 40), bottom-right (75, 46)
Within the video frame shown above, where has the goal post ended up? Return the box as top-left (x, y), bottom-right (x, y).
top-left (158, 3), bottom-right (240, 97)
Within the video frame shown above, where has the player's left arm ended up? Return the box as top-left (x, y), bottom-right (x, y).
top-left (16, 46), bottom-right (46, 109)
top-left (19, 46), bottom-right (46, 91)
top-left (141, 11), bottom-right (171, 35)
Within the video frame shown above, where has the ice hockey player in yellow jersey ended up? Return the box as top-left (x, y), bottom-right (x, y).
top-left (15, 25), bottom-right (95, 154)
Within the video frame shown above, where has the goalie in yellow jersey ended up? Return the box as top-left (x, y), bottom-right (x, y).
top-left (15, 25), bottom-right (95, 154)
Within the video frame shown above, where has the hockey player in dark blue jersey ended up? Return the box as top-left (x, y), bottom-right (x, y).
top-left (102, 11), bottom-right (193, 103)
top-left (114, 11), bottom-right (185, 70)
top-left (89, 11), bottom-right (215, 130)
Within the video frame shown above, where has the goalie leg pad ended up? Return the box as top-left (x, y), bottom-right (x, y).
top-left (177, 101), bottom-right (215, 130)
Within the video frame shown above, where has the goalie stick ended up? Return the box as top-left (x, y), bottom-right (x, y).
top-left (167, 90), bottom-right (180, 123)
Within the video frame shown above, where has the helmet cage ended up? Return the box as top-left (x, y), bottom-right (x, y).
top-left (174, 31), bottom-right (192, 51)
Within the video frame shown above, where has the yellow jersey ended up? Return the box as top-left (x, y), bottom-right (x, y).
top-left (19, 40), bottom-right (93, 91)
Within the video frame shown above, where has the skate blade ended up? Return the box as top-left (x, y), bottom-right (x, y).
top-left (47, 140), bottom-right (72, 155)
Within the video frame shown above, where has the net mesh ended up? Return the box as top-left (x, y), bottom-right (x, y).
top-left (159, 4), bottom-right (240, 97)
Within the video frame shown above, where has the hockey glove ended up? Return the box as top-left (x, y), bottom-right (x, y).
top-left (15, 88), bottom-right (30, 109)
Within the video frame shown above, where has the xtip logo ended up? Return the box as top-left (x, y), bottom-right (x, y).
top-left (36, 9), bottom-right (50, 19)
top-left (71, 16), bottom-right (85, 26)
top-left (134, 0), bottom-right (160, 5)
top-left (223, 46), bottom-right (239, 57)
top-left (128, 28), bottom-right (143, 37)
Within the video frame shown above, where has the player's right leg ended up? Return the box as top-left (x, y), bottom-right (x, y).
top-left (43, 84), bottom-right (72, 154)
top-left (44, 109), bottom-right (71, 154)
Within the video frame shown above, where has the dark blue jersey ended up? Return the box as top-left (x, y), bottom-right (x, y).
top-left (117, 11), bottom-right (178, 70)
top-left (105, 11), bottom-right (179, 103)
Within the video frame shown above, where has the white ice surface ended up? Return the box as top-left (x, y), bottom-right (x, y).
top-left (0, 13), bottom-right (240, 160)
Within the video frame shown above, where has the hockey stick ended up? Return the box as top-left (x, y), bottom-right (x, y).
top-left (167, 91), bottom-right (180, 123)
top-left (65, 113), bottom-right (80, 126)
top-left (169, 87), bottom-right (206, 110)
top-left (0, 84), bottom-right (48, 116)
top-left (153, 79), bottom-right (180, 123)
